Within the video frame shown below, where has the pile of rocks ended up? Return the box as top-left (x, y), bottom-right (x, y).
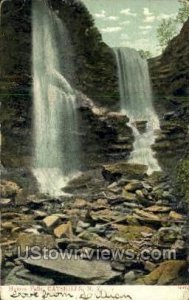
top-left (1, 162), bottom-right (188, 285)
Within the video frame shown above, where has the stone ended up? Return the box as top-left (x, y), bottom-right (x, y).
top-left (73, 198), bottom-right (90, 209)
top-left (136, 260), bottom-right (187, 285)
top-left (135, 190), bottom-right (144, 199)
top-left (0, 198), bottom-right (12, 207)
top-left (54, 221), bottom-right (73, 239)
top-left (111, 225), bottom-right (154, 243)
top-left (2, 222), bottom-right (15, 230)
top-left (43, 215), bottom-right (60, 229)
top-left (122, 190), bottom-right (137, 201)
top-left (124, 181), bottom-right (143, 192)
top-left (169, 211), bottom-right (183, 221)
top-left (111, 261), bottom-right (125, 272)
top-left (24, 228), bottom-right (40, 235)
top-left (133, 120), bottom-right (147, 133)
top-left (172, 239), bottom-right (185, 250)
top-left (34, 210), bottom-right (48, 219)
top-left (90, 209), bottom-right (125, 223)
top-left (145, 205), bottom-right (171, 213)
top-left (134, 209), bottom-right (166, 223)
top-left (17, 233), bottom-right (56, 254)
top-left (77, 220), bottom-right (90, 229)
top-left (102, 162), bottom-right (148, 182)
top-left (15, 189), bottom-right (27, 206)
top-left (4, 266), bottom-right (55, 285)
top-left (144, 261), bottom-right (157, 272)
top-left (0, 180), bottom-right (20, 198)
top-left (22, 255), bottom-right (121, 284)
top-left (124, 271), bottom-right (136, 283)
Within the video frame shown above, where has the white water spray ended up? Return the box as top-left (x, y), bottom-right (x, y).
top-left (114, 47), bottom-right (161, 174)
top-left (32, 0), bottom-right (80, 195)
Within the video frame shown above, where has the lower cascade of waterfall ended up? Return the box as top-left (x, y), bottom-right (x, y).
top-left (32, 0), bottom-right (80, 196)
top-left (114, 47), bottom-right (161, 174)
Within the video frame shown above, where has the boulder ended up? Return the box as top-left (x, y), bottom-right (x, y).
top-left (17, 233), bottom-right (56, 254)
top-left (54, 221), bottom-right (73, 239)
top-left (136, 260), bottom-right (187, 285)
top-left (145, 205), bottom-right (171, 213)
top-left (22, 255), bottom-right (121, 284)
top-left (122, 190), bottom-right (137, 201)
top-left (124, 181), bottom-right (143, 192)
top-left (0, 180), bottom-right (20, 198)
top-left (4, 266), bottom-right (55, 285)
top-left (102, 162), bottom-right (148, 182)
top-left (43, 215), bottom-right (61, 229)
top-left (73, 198), bottom-right (90, 209)
top-left (169, 211), bottom-right (184, 221)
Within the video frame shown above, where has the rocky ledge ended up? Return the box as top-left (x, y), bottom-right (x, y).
top-left (149, 18), bottom-right (189, 97)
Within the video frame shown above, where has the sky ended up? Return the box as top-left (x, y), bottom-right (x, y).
top-left (82, 0), bottom-right (180, 56)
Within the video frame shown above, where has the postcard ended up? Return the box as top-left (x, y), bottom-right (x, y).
top-left (0, 0), bottom-right (189, 299)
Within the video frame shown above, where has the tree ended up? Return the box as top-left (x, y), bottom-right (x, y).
top-left (157, 18), bottom-right (178, 49)
top-left (157, 0), bottom-right (189, 50)
top-left (177, 0), bottom-right (189, 23)
top-left (138, 50), bottom-right (152, 59)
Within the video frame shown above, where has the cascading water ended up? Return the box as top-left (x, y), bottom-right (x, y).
top-left (114, 47), bottom-right (161, 174)
top-left (32, 0), bottom-right (80, 195)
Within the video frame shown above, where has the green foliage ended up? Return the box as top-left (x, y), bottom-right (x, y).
top-left (157, 0), bottom-right (189, 50)
top-left (177, 0), bottom-right (189, 23)
top-left (138, 50), bottom-right (152, 59)
top-left (157, 18), bottom-right (178, 49)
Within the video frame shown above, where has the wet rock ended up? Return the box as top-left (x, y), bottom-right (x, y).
top-left (54, 221), bottom-right (73, 239)
top-left (102, 162), bottom-right (148, 182)
top-left (133, 120), bottom-right (147, 133)
top-left (22, 255), bottom-right (121, 284)
top-left (136, 260), bottom-right (187, 285)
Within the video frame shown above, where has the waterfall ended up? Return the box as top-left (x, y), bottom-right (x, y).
top-left (114, 47), bottom-right (161, 174)
top-left (32, 0), bottom-right (80, 196)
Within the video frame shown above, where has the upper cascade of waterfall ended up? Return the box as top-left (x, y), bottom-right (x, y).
top-left (32, 0), bottom-right (80, 196)
top-left (114, 47), bottom-right (161, 174)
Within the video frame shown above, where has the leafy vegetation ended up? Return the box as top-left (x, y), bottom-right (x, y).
top-left (157, 0), bottom-right (189, 50)
top-left (138, 50), bottom-right (152, 59)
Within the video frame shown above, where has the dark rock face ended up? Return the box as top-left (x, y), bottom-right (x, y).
top-left (77, 93), bottom-right (133, 169)
top-left (149, 19), bottom-right (189, 214)
top-left (149, 18), bottom-right (189, 97)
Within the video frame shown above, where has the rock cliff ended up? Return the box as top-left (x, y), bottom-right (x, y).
top-left (149, 18), bottom-right (189, 97)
